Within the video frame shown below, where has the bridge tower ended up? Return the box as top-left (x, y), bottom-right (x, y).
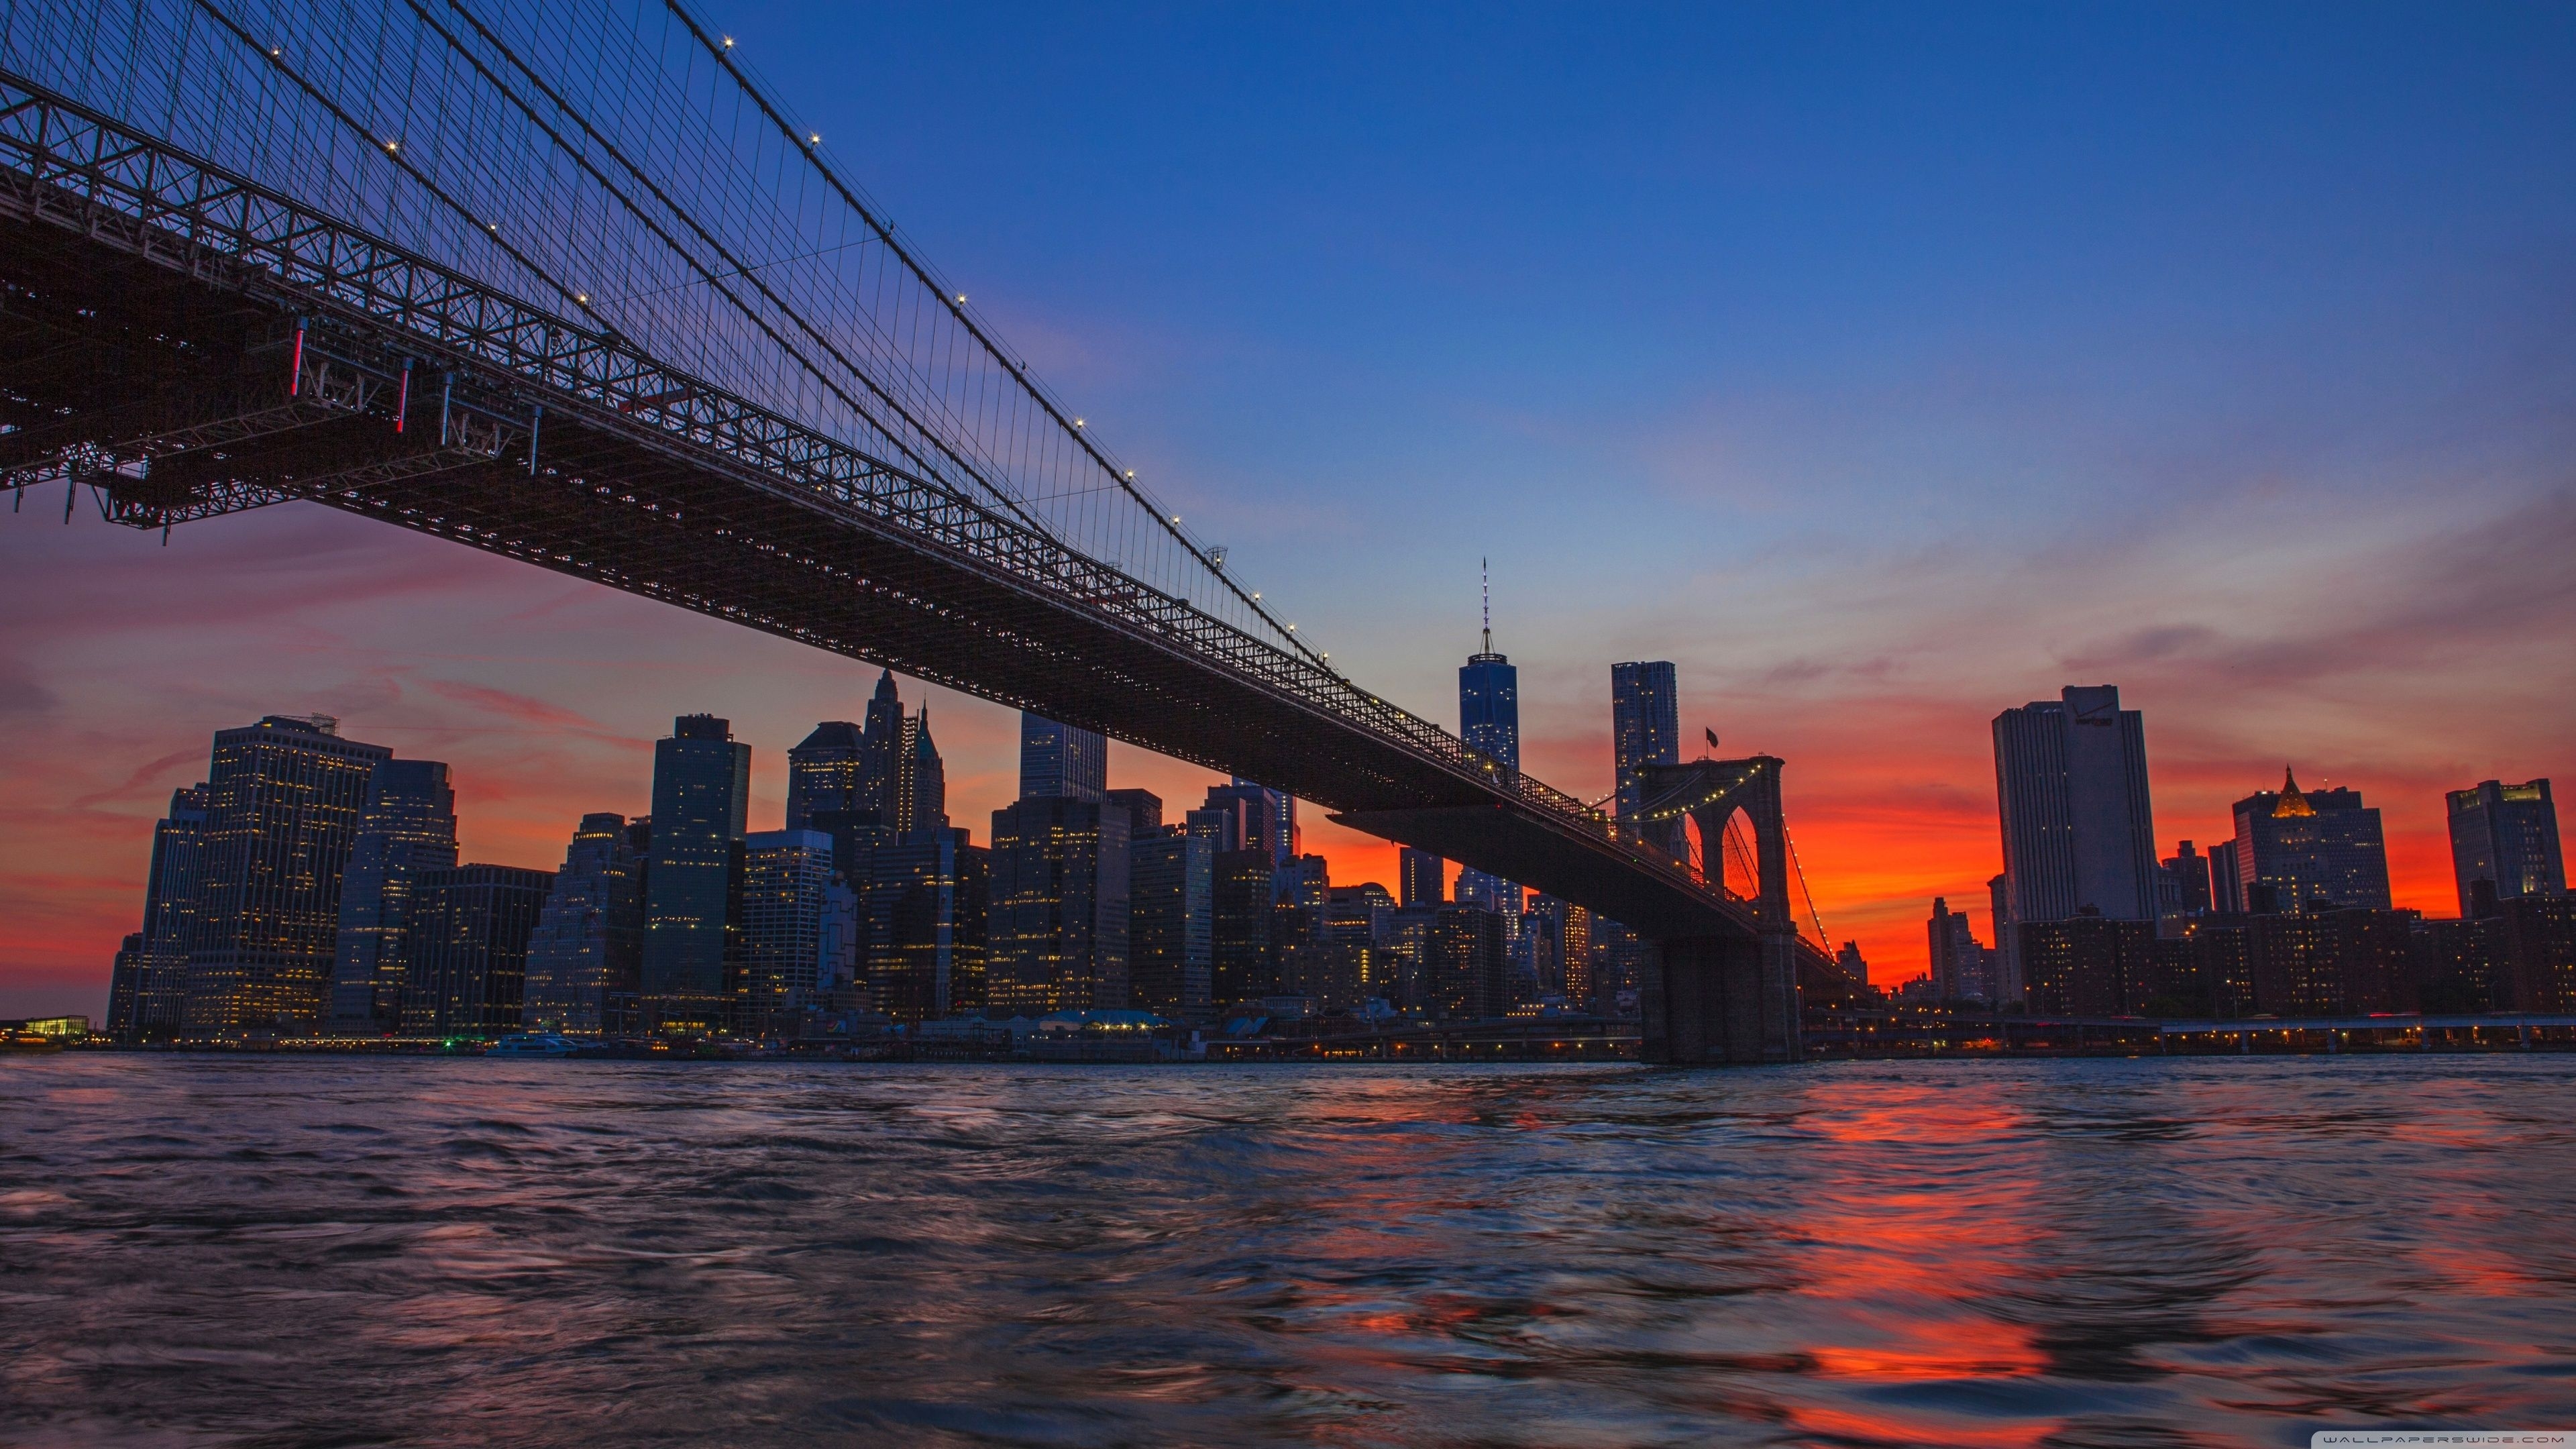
top-left (1631, 757), bottom-right (1802, 1065)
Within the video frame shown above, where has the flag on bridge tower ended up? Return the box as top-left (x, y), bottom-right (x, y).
top-left (1705, 727), bottom-right (1720, 755)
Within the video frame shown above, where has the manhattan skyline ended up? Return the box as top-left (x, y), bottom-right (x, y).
top-left (5, 3), bottom-right (2574, 1018)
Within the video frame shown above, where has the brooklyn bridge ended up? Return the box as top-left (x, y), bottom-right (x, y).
top-left (0, 0), bottom-right (1858, 1062)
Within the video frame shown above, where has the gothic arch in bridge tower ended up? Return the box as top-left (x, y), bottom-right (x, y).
top-left (1632, 757), bottom-right (1803, 1065)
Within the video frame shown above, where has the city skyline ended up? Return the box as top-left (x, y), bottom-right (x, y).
top-left (6, 3), bottom-right (2575, 1016)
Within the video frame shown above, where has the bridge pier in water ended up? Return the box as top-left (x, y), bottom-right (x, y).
top-left (1633, 756), bottom-right (1804, 1065)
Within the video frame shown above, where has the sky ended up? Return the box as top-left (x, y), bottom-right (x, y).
top-left (5, 1), bottom-right (2574, 1017)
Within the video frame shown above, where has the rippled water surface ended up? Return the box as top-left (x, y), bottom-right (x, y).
top-left (6, 1056), bottom-right (2575, 1446)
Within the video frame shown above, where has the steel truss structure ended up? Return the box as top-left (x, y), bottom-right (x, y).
top-left (0, 58), bottom-right (1786, 945)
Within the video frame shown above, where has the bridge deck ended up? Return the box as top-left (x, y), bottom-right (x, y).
top-left (0, 76), bottom-right (1768, 942)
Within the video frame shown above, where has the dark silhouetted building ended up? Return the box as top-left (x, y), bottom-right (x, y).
top-left (2019, 912), bottom-right (2156, 1016)
top-left (2218, 770), bottom-right (2391, 914)
top-left (1927, 897), bottom-right (1990, 1002)
top-left (2159, 841), bottom-right (2214, 919)
top-left (327, 759), bottom-right (460, 1032)
top-left (1273, 853), bottom-right (1331, 1004)
top-left (1613, 660), bottom-right (1682, 857)
top-left (2489, 894), bottom-right (2576, 1012)
top-left (1202, 780), bottom-right (1295, 865)
top-left (1020, 713), bottom-right (1106, 804)
top-left (2449, 779), bottom-right (2564, 916)
top-left (521, 813), bottom-right (646, 1035)
top-left (399, 865), bottom-right (556, 1035)
top-left (643, 714), bottom-right (751, 1030)
top-left (791, 673), bottom-right (946, 835)
top-left (1130, 825), bottom-right (1212, 1019)
top-left (182, 716), bottom-right (391, 1036)
top-left (1992, 686), bottom-right (2158, 934)
top-left (1430, 905), bottom-right (1508, 1021)
top-left (1986, 872), bottom-right (2017, 1002)
top-left (1525, 894), bottom-right (1587, 1002)
top-left (989, 796), bottom-right (1129, 1014)
top-left (106, 933), bottom-right (146, 1040)
top-left (786, 720), bottom-right (869, 831)
top-left (1211, 847), bottom-right (1279, 1007)
top-left (860, 826), bottom-right (987, 1024)
top-left (1324, 882), bottom-right (1397, 1010)
top-left (1398, 847), bottom-right (1446, 910)
top-left (121, 784), bottom-right (211, 1040)
top-left (1105, 788), bottom-right (1163, 838)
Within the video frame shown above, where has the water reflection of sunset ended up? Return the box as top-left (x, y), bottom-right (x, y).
top-left (9, 1055), bottom-right (2575, 1446)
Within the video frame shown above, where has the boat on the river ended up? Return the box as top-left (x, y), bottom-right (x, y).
top-left (486, 1032), bottom-right (577, 1058)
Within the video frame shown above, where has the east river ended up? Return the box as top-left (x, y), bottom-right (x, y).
top-left (5, 1055), bottom-right (2573, 1446)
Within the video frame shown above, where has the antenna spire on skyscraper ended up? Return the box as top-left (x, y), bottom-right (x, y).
top-left (1481, 556), bottom-right (1491, 655)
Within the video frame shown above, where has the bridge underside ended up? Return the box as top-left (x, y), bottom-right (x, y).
top-left (1, 166), bottom-right (1773, 955)
top-left (1330, 806), bottom-right (1747, 939)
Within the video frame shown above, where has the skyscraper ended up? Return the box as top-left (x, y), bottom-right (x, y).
top-left (737, 828), bottom-right (857, 1034)
top-left (1020, 713), bottom-right (1106, 804)
top-left (1612, 661), bottom-right (1682, 851)
top-left (1430, 905), bottom-right (1507, 1021)
top-left (326, 759), bottom-right (460, 1032)
top-left (1210, 846), bottom-right (1279, 1006)
top-left (988, 796), bottom-right (1130, 1014)
top-left (106, 933), bottom-right (146, 1039)
top-left (643, 714), bottom-right (751, 1030)
top-left (902, 710), bottom-right (947, 835)
top-left (398, 865), bottom-right (557, 1036)
top-left (1926, 897), bottom-right (1990, 1002)
top-left (790, 672), bottom-right (946, 835)
top-left (2161, 841), bottom-right (2214, 917)
top-left (1398, 847), bottom-right (1446, 910)
top-left (1987, 872), bottom-right (2019, 1002)
top-left (2449, 779), bottom-right (2564, 915)
top-left (1272, 853), bottom-right (1331, 1003)
top-left (1324, 882), bottom-right (1397, 1010)
top-left (1458, 590), bottom-right (1523, 930)
top-left (521, 813), bottom-right (646, 1035)
top-left (124, 784), bottom-right (211, 1040)
top-left (1992, 685), bottom-right (2158, 928)
top-left (182, 715), bottom-right (392, 1036)
top-left (1203, 780), bottom-right (1295, 865)
top-left (786, 721), bottom-right (867, 832)
top-left (2222, 770), bottom-right (2391, 913)
top-left (865, 826), bottom-right (987, 1024)
top-left (1130, 824), bottom-right (1214, 1018)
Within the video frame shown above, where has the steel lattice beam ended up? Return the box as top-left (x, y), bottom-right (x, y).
top-left (0, 69), bottom-right (1768, 945)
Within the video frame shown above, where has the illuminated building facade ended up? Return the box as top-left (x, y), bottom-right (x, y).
top-left (643, 714), bottom-right (751, 1030)
top-left (1992, 685), bottom-right (2159, 927)
top-left (521, 813), bottom-right (647, 1035)
top-left (1020, 713), bottom-right (1106, 804)
top-left (326, 759), bottom-right (460, 1032)
top-left (398, 865), bottom-right (557, 1035)
top-left (118, 784), bottom-right (211, 1040)
top-left (1130, 825), bottom-right (1213, 1020)
top-left (2448, 779), bottom-right (2565, 916)
top-left (2218, 770), bottom-right (2392, 913)
top-left (988, 796), bottom-right (1129, 1013)
top-left (182, 716), bottom-right (391, 1036)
